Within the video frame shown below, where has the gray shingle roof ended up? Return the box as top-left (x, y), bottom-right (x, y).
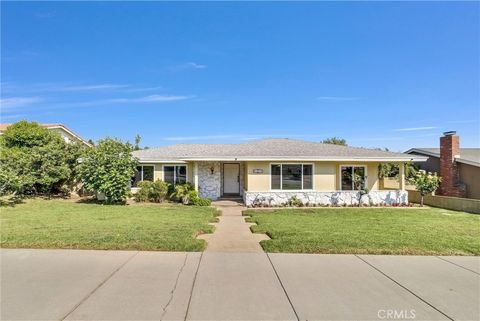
top-left (406, 148), bottom-right (480, 167)
top-left (133, 138), bottom-right (425, 162)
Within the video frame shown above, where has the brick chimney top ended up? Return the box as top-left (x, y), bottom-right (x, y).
top-left (438, 131), bottom-right (466, 197)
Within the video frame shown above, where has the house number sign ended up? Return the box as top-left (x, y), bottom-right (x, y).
top-left (253, 169), bottom-right (263, 174)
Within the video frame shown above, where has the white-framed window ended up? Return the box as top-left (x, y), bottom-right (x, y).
top-left (163, 165), bottom-right (187, 186)
top-left (132, 165), bottom-right (154, 187)
top-left (270, 163), bottom-right (313, 190)
top-left (340, 165), bottom-right (367, 190)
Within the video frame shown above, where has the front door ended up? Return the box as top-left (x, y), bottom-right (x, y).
top-left (223, 163), bottom-right (240, 195)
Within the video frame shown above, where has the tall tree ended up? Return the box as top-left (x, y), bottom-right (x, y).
top-left (321, 137), bottom-right (347, 146)
top-left (134, 134), bottom-right (142, 151)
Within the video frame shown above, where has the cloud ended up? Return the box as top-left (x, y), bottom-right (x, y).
top-left (393, 126), bottom-right (439, 132)
top-left (125, 86), bottom-right (164, 92)
top-left (57, 84), bottom-right (130, 91)
top-left (2, 82), bottom-right (171, 94)
top-left (1, 82), bottom-right (131, 93)
top-left (0, 96), bottom-right (43, 109)
top-left (107, 95), bottom-right (192, 104)
top-left (317, 96), bottom-right (360, 101)
top-left (47, 94), bottom-right (192, 108)
top-left (1, 94), bottom-right (191, 113)
top-left (169, 62), bottom-right (207, 72)
top-left (185, 62), bottom-right (207, 69)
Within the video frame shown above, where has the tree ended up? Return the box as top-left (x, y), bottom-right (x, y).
top-left (134, 134), bottom-right (142, 151)
top-left (77, 138), bottom-right (138, 204)
top-left (0, 121), bottom-right (82, 196)
top-left (411, 171), bottom-right (441, 206)
top-left (321, 137), bottom-right (347, 146)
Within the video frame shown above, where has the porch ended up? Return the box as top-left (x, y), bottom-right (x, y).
top-left (193, 161), bottom-right (246, 200)
top-left (192, 160), bottom-right (409, 206)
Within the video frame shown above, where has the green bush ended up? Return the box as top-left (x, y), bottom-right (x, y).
top-left (134, 181), bottom-right (151, 202)
top-left (77, 138), bottom-right (137, 204)
top-left (187, 190), bottom-right (212, 206)
top-left (149, 180), bottom-right (169, 202)
top-left (192, 196), bottom-right (212, 206)
top-left (285, 196), bottom-right (302, 207)
top-left (134, 180), bottom-right (169, 203)
top-left (0, 121), bottom-right (83, 196)
top-left (171, 183), bottom-right (196, 204)
top-left (169, 184), bottom-right (211, 206)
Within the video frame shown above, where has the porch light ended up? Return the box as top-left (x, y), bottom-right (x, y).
top-left (210, 166), bottom-right (214, 175)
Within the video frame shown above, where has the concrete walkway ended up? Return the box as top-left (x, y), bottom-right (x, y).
top-left (1, 249), bottom-right (479, 320)
top-left (197, 200), bottom-right (269, 252)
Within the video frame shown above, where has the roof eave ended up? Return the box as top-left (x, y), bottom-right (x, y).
top-left (136, 156), bottom-right (428, 163)
top-left (456, 158), bottom-right (480, 167)
top-left (405, 148), bottom-right (440, 158)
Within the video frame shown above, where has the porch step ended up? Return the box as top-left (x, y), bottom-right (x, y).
top-left (218, 196), bottom-right (242, 200)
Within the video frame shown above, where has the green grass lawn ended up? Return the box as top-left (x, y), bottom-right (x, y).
top-left (1, 199), bottom-right (218, 251)
top-left (245, 207), bottom-right (480, 255)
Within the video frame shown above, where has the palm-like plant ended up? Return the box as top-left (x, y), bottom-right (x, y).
top-left (171, 183), bottom-right (195, 205)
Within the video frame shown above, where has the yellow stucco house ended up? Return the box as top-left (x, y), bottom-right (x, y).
top-left (132, 138), bottom-right (427, 206)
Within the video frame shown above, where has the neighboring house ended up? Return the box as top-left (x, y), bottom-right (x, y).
top-left (132, 138), bottom-right (426, 206)
top-left (0, 123), bottom-right (91, 146)
top-left (406, 132), bottom-right (480, 200)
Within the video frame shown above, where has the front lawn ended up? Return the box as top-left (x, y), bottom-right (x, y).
top-left (1, 199), bottom-right (218, 251)
top-left (245, 207), bottom-right (480, 255)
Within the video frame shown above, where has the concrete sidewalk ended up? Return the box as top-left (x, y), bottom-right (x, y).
top-left (2, 249), bottom-right (479, 321)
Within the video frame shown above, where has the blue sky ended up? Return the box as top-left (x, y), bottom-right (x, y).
top-left (1, 2), bottom-right (479, 151)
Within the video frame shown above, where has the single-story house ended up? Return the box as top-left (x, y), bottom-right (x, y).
top-left (406, 132), bottom-right (480, 200)
top-left (132, 138), bottom-right (426, 206)
top-left (0, 123), bottom-right (91, 146)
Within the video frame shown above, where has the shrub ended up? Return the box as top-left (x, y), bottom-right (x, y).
top-left (190, 193), bottom-right (212, 206)
top-left (0, 121), bottom-right (83, 196)
top-left (171, 183), bottom-right (196, 205)
top-left (77, 138), bottom-right (137, 204)
top-left (168, 185), bottom-right (211, 206)
top-left (135, 180), bottom-right (169, 203)
top-left (286, 196), bottom-right (302, 207)
top-left (134, 181), bottom-right (151, 202)
top-left (149, 180), bottom-right (169, 202)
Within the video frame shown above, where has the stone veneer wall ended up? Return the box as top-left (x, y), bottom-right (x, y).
top-left (198, 161), bottom-right (221, 200)
top-left (243, 190), bottom-right (408, 207)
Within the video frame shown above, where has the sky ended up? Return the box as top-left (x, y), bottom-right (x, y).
top-left (1, 2), bottom-right (479, 151)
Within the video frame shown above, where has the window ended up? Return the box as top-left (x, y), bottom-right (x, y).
top-left (340, 166), bottom-right (366, 190)
top-left (164, 165), bottom-right (187, 185)
top-left (270, 164), bottom-right (313, 190)
top-left (132, 165), bottom-right (154, 187)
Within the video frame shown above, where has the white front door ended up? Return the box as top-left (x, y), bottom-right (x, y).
top-left (223, 163), bottom-right (240, 195)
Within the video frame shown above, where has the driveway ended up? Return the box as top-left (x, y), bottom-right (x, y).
top-left (1, 249), bottom-right (479, 321)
